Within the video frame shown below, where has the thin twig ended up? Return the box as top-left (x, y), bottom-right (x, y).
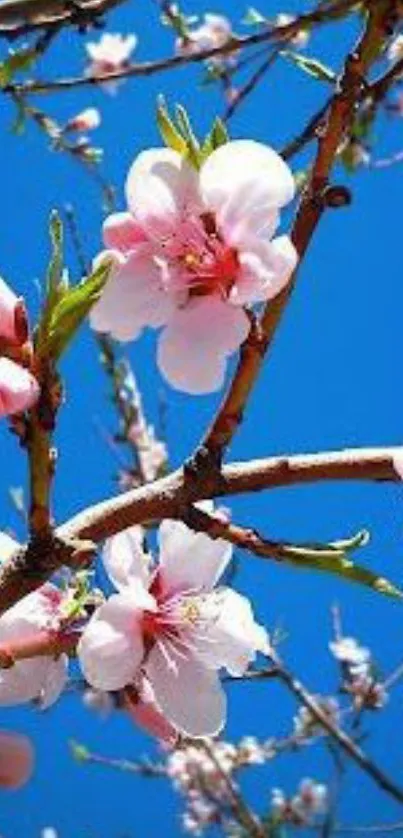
top-left (271, 649), bottom-right (403, 806)
top-left (3, 0), bottom-right (359, 93)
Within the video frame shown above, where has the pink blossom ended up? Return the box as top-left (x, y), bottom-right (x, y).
top-left (176, 13), bottom-right (232, 57)
top-left (0, 569), bottom-right (68, 707)
top-left (0, 357), bottom-right (39, 417)
top-left (85, 33), bottom-right (137, 93)
top-left (0, 731), bottom-right (34, 789)
top-left (78, 507), bottom-right (269, 737)
top-left (65, 107), bottom-right (101, 133)
top-left (90, 141), bottom-right (297, 393)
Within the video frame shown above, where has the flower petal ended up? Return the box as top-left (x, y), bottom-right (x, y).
top-left (157, 296), bottom-right (249, 394)
top-left (231, 235), bottom-right (298, 305)
top-left (103, 212), bottom-right (147, 252)
top-left (200, 141), bottom-right (295, 222)
top-left (146, 645), bottom-right (226, 737)
top-left (0, 358), bottom-right (39, 417)
top-left (77, 591), bottom-right (147, 691)
top-left (0, 532), bottom-right (19, 562)
top-left (197, 588), bottom-right (270, 676)
top-left (90, 248), bottom-right (175, 341)
top-left (39, 655), bottom-right (68, 709)
top-left (158, 517), bottom-right (232, 597)
top-left (126, 148), bottom-right (200, 238)
top-left (103, 527), bottom-right (150, 591)
top-left (124, 680), bottom-right (178, 744)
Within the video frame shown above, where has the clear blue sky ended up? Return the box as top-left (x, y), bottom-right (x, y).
top-left (1, 1), bottom-right (403, 835)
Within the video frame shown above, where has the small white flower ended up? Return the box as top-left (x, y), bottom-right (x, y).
top-left (275, 13), bottom-right (309, 49)
top-left (388, 34), bottom-right (403, 65)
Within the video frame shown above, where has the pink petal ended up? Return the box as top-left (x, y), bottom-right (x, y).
top-left (125, 148), bottom-right (200, 239)
top-left (103, 527), bottom-right (150, 591)
top-left (158, 517), bottom-right (232, 597)
top-left (157, 296), bottom-right (250, 394)
top-left (200, 140), bottom-right (295, 219)
top-left (90, 248), bottom-right (175, 341)
top-left (231, 235), bottom-right (298, 305)
top-left (146, 645), bottom-right (226, 737)
top-left (103, 212), bottom-right (147, 252)
top-left (196, 588), bottom-right (270, 676)
top-left (124, 681), bottom-right (178, 744)
top-left (77, 591), bottom-right (147, 691)
top-left (0, 358), bottom-right (39, 417)
top-left (0, 731), bottom-right (34, 789)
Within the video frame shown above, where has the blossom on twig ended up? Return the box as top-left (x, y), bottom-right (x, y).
top-left (78, 504), bottom-right (269, 736)
top-left (90, 140), bottom-right (297, 393)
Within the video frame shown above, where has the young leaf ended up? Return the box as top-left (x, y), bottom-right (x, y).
top-left (281, 50), bottom-right (336, 83)
top-left (242, 7), bottom-right (267, 26)
top-left (278, 531), bottom-right (402, 599)
top-left (46, 259), bottom-right (111, 361)
top-left (156, 97), bottom-right (187, 156)
top-left (175, 104), bottom-right (202, 168)
top-left (201, 117), bottom-right (229, 161)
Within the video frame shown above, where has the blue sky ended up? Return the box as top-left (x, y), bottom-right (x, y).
top-left (1, 0), bottom-right (403, 835)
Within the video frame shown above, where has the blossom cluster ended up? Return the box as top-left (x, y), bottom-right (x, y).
top-left (330, 635), bottom-right (387, 711)
top-left (271, 778), bottom-right (327, 826)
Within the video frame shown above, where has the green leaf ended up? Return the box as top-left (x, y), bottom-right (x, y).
top-left (175, 104), bottom-right (202, 168)
top-left (0, 62), bottom-right (11, 88)
top-left (201, 117), bottom-right (229, 161)
top-left (278, 532), bottom-right (402, 600)
top-left (46, 259), bottom-right (111, 360)
top-left (281, 50), bottom-right (336, 83)
top-left (156, 97), bottom-right (188, 156)
top-left (36, 212), bottom-right (68, 354)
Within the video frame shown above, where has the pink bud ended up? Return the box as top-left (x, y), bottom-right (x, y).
top-left (0, 731), bottom-right (34, 789)
top-left (65, 107), bottom-right (101, 133)
top-left (0, 357), bottom-right (39, 417)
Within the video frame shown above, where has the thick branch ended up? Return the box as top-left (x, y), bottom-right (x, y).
top-left (0, 445), bottom-right (399, 615)
top-left (0, 0), bottom-right (127, 37)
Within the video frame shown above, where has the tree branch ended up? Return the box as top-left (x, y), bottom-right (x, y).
top-left (271, 649), bottom-right (403, 806)
top-left (3, 0), bottom-right (358, 91)
top-left (0, 0), bottom-right (127, 38)
top-left (0, 444), bottom-right (400, 615)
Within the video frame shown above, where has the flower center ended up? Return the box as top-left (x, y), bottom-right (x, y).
top-left (162, 214), bottom-right (239, 299)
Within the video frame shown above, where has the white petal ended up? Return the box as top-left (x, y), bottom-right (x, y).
top-left (146, 644), bottom-right (226, 737)
top-left (197, 588), bottom-right (270, 676)
top-left (77, 592), bottom-right (146, 691)
top-left (158, 518), bottom-right (232, 597)
top-left (231, 235), bottom-right (298, 305)
top-left (103, 527), bottom-right (150, 591)
top-left (125, 148), bottom-right (200, 238)
top-left (103, 212), bottom-right (147, 252)
top-left (0, 532), bottom-right (19, 562)
top-left (200, 141), bottom-right (295, 223)
top-left (90, 248), bottom-right (175, 341)
top-left (157, 296), bottom-right (249, 394)
top-left (39, 655), bottom-right (68, 709)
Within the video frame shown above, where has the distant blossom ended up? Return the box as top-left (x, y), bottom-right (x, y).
top-left (85, 33), bottom-right (137, 94)
top-left (65, 107), bottom-right (101, 133)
